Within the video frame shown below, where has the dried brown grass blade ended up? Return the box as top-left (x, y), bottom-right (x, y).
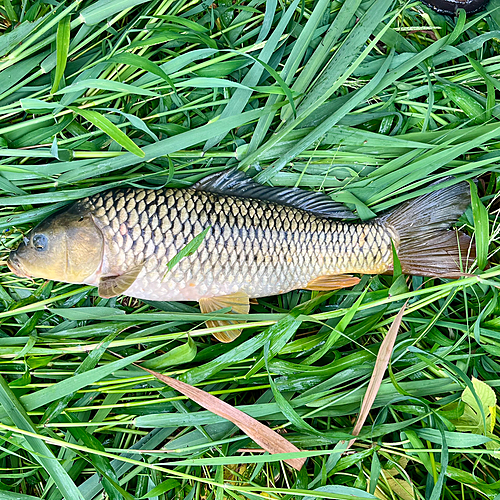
top-left (347, 301), bottom-right (408, 449)
top-left (139, 366), bottom-right (306, 470)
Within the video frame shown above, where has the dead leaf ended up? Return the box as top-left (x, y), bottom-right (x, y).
top-left (383, 477), bottom-right (415, 500)
top-left (347, 301), bottom-right (408, 449)
top-left (375, 456), bottom-right (414, 499)
top-left (139, 365), bottom-right (306, 471)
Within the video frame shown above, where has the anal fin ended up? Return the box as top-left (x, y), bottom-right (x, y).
top-left (98, 264), bottom-right (143, 298)
top-left (306, 274), bottom-right (361, 291)
top-left (199, 291), bottom-right (250, 343)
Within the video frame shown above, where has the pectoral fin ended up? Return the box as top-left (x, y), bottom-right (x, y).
top-left (98, 264), bottom-right (143, 298)
top-left (199, 291), bottom-right (250, 343)
top-left (306, 274), bottom-right (360, 291)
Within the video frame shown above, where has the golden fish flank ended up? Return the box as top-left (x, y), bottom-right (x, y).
top-left (7, 169), bottom-right (473, 342)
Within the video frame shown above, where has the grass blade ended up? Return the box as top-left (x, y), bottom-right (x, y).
top-left (68, 106), bottom-right (145, 157)
top-left (203, 0), bottom-right (300, 151)
top-left (281, 0), bottom-right (363, 121)
top-left (79, 0), bottom-right (150, 25)
top-left (58, 105), bottom-right (272, 184)
top-left (0, 344), bottom-right (162, 421)
top-left (51, 15), bottom-right (71, 94)
top-left (0, 375), bottom-right (84, 500)
top-left (56, 79), bottom-right (161, 97)
top-left (469, 180), bottom-right (489, 270)
top-left (165, 226), bottom-right (211, 274)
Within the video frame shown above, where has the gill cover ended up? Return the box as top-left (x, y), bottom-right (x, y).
top-left (8, 204), bottom-right (104, 283)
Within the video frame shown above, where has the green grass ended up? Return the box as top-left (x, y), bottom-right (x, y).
top-left (0, 0), bottom-right (500, 498)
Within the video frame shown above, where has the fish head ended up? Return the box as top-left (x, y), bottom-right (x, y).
top-left (7, 205), bottom-right (104, 283)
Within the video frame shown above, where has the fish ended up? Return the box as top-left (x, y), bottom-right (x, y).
top-left (7, 169), bottom-right (473, 342)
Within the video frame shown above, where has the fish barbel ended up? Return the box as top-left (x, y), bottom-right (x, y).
top-left (8, 169), bottom-right (473, 341)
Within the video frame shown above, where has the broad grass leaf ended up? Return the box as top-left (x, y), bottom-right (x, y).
top-left (415, 428), bottom-right (491, 447)
top-left (194, 58), bottom-right (250, 78)
top-left (48, 307), bottom-right (126, 320)
top-left (140, 479), bottom-right (180, 498)
top-left (109, 52), bottom-right (170, 81)
top-left (228, 50), bottom-right (297, 118)
top-left (134, 48), bottom-right (218, 87)
top-left (78, 429), bottom-right (176, 500)
top-left (443, 84), bottom-right (485, 124)
top-left (63, 413), bottom-right (129, 500)
top-left (153, 15), bottom-right (209, 32)
top-left (176, 77), bottom-right (253, 91)
top-left (366, 130), bottom-right (500, 208)
top-left (142, 337), bottom-right (196, 370)
top-left (0, 17), bottom-right (45, 57)
top-left (389, 276), bottom-right (408, 297)
top-left (164, 226), bottom-right (211, 274)
top-left (179, 308), bottom-right (300, 386)
top-left (135, 401), bottom-right (294, 427)
top-left (0, 490), bottom-right (43, 499)
top-left (8, 369), bottom-right (31, 387)
top-left (295, 0), bottom-right (394, 115)
top-left (98, 108), bottom-right (158, 141)
top-left (41, 330), bottom-right (121, 423)
top-left (303, 288), bottom-right (368, 366)
top-left (330, 191), bottom-right (376, 221)
top-left (51, 15), bottom-right (71, 93)
top-left (20, 98), bottom-right (61, 111)
top-left (11, 115), bottom-right (73, 148)
top-left (303, 485), bottom-right (377, 500)
top-left (251, 33), bottom-right (396, 182)
top-left (264, 340), bottom-right (321, 436)
top-left (59, 63), bottom-right (108, 106)
top-left (3, 0), bottom-right (16, 22)
top-left (68, 107), bottom-right (145, 157)
top-left (469, 180), bottom-right (489, 270)
top-left (245, 294), bottom-right (331, 378)
top-left (370, 452), bottom-right (381, 495)
top-left (80, 0), bottom-right (150, 25)
top-left (58, 79), bottom-right (160, 97)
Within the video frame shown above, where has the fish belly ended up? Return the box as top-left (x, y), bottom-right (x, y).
top-left (82, 188), bottom-right (394, 301)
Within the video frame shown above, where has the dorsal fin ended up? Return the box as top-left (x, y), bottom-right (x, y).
top-left (193, 168), bottom-right (355, 219)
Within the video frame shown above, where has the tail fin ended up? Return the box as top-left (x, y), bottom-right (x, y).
top-left (380, 181), bottom-right (475, 277)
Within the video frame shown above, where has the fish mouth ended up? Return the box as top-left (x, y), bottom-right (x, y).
top-left (7, 252), bottom-right (28, 278)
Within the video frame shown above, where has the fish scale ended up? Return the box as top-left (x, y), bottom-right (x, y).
top-left (77, 187), bottom-right (394, 301)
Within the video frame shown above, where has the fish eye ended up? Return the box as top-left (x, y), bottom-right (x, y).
top-left (32, 234), bottom-right (48, 252)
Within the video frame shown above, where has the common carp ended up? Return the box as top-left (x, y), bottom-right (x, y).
top-left (7, 169), bottom-right (473, 342)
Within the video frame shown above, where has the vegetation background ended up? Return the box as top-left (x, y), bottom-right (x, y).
top-left (0, 0), bottom-right (499, 498)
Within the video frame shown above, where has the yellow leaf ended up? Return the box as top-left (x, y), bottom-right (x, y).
top-left (489, 405), bottom-right (496, 433)
top-left (453, 378), bottom-right (496, 436)
top-left (385, 477), bottom-right (415, 500)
